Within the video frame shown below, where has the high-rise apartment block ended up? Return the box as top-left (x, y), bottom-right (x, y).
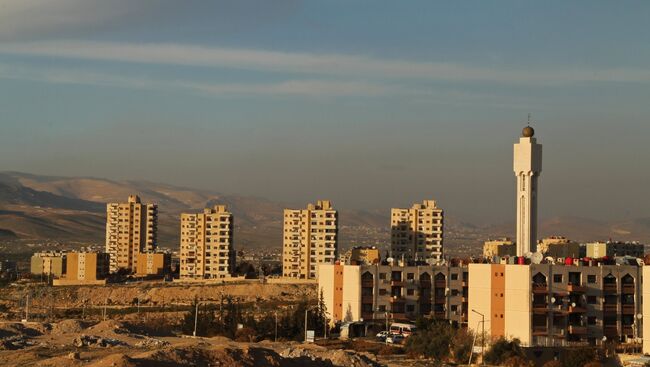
top-left (390, 200), bottom-right (443, 263)
top-left (179, 205), bottom-right (235, 279)
top-left (282, 200), bottom-right (338, 279)
top-left (105, 195), bottom-right (158, 273)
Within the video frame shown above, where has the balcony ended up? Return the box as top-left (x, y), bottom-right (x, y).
top-left (434, 280), bottom-right (446, 288)
top-left (434, 298), bottom-right (446, 305)
top-left (603, 304), bottom-right (618, 312)
top-left (532, 326), bottom-right (548, 336)
top-left (391, 313), bottom-right (406, 320)
top-left (533, 283), bottom-right (548, 294)
top-left (568, 325), bottom-right (587, 335)
top-left (532, 303), bottom-right (548, 313)
top-left (622, 284), bottom-right (635, 294)
top-left (622, 326), bottom-right (634, 336)
top-left (622, 304), bottom-right (635, 315)
top-left (434, 310), bottom-right (446, 319)
top-left (604, 325), bottom-right (618, 337)
top-left (391, 280), bottom-right (405, 287)
top-left (567, 283), bottom-right (586, 293)
top-left (361, 280), bottom-right (374, 288)
top-left (603, 284), bottom-right (617, 294)
top-left (568, 305), bottom-right (587, 313)
top-left (390, 296), bottom-right (405, 304)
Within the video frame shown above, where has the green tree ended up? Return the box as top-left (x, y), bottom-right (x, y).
top-left (483, 337), bottom-right (526, 366)
top-left (560, 347), bottom-right (597, 367)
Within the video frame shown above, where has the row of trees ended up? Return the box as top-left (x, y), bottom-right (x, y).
top-left (405, 318), bottom-right (602, 367)
top-left (181, 292), bottom-right (328, 341)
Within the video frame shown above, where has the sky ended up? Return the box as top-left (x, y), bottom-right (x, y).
top-left (0, 0), bottom-right (649, 224)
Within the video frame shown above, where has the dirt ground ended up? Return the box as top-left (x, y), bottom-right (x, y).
top-left (0, 319), bottom-right (382, 367)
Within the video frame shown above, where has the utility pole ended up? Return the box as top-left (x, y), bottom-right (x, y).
top-left (193, 302), bottom-right (199, 337)
top-left (24, 294), bottom-right (29, 322)
top-left (472, 309), bottom-right (486, 366)
top-left (137, 297), bottom-right (140, 315)
top-left (304, 308), bottom-right (308, 342)
top-left (274, 311), bottom-right (278, 342)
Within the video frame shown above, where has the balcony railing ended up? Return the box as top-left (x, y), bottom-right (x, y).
top-left (533, 283), bottom-right (548, 293)
top-left (533, 304), bottom-right (548, 313)
top-left (622, 304), bottom-right (635, 314)
top-left (391, 280), bottom-right (405, 287)
top-left (603, 284), bottom-right (617, 293)
top-left (532, 326), bottom-right (548, 335)
top-left (567, 283), bottom-right (586, 293)
top-left (568, 305), bottom-right (587, 313)
top-left (568, 325), bottom-right (587, 335)
top-left (622, 284), bottom-right (635, 294)
top-left (434, 280), bottom-right (447, 288)
top-left (603, 304), bottom-right (618, 312)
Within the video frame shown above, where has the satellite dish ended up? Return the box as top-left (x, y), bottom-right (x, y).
top-left (637, 313), bottom-right (643, 320)
top-left (557, 257), bottom-right (564, 264)
top-left (571, 302), bottom-right (577, 308)
top-left (524, 252), bottom-right (533, 259)
top-left (550, 297), bottom-right (556, 303)
top-left (531, 252), bottom-right (543, 264)
top-left (386, 257), bottom-right (394, 263)
top-left (615, 257), bottom-right (626, 265)
top-left (637, 259), bottom-right (645, 266)
top-left (545, 257), bottom-right (555, 264)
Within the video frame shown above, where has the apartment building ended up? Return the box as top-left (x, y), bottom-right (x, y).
top-left (179, 205), bottom-right (235, 279)
top-left (538, 236), bottom-right (581, 258)
top-left (136, 252), bottom-right (171, 277)
top-left (390, 200), bottom-right (443, 263)
top-left (105, 195), bottom-right (158, 273)
top-left (30, 251), bottom-right (66, 278)
top-left (282, 200), bottom-right (338, 279)
top-left (483, 238), bottom-right (516, 258)
top-left (586, 241), bottom-right (645, 259)
top-left (319, 262), bottom-right (468, 326)
top-left (53, 251), bottom-right (110, 286)
top-left (469, 261), bottom-right (642, 347)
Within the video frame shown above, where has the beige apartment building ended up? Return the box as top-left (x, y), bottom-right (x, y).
top-left (469, 262), bottom-right (642, 347)
top-left (105, 195), bottom-right (158, 273)
top-left (136, 252), bottom-right (171, 277)
top-left (537, 236), bottom-right (581, 258)
top-left (319, 262), bottom-right (468, 326)
top-left (586, 241), bottom-right (644, 259)
top-left (390, 200), bottom-right (443, 263)
top-left (30, 251), bottom-right (66, 278)
top-left (483, 238), bottom-right (516, 258)
top-left (53, 251), bottom-right (110, 286)
top-left (282, 200), bottom-right (338, 279)
top-left (179, 205), bottom-right (235, 280)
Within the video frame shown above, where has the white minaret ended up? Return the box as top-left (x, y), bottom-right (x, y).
top-left (513, 124), bottom-right (542, 256)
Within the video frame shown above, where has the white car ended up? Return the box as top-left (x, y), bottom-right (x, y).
top-left (386, 334), bottom-right (404, 344)
top-left (376, 331), bottom-right (390, 340)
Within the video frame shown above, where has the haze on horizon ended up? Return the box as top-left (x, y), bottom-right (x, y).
top-left (0, 1), bottom-right (649, 225)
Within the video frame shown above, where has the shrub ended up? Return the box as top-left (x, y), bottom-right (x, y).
top-left (235, 327), bottom-right (257, 342)
top-left (542, 360), bottom-right (561, 367)
top-left (483, 337), bottom-right (526, 365)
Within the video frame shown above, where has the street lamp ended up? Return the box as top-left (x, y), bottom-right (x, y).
top-left (304, 306), bottom-right (318, 342)
top-left (472, 309), bottom-right (485, 366)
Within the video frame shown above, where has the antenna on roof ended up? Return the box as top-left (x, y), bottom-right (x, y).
top-left (527, 113), bottom-right (532, 126)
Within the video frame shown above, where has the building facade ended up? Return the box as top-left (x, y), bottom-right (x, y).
top-left (483, 238), bottom-right (516, 258)
top-left (54, 251), bottom-right (110, 286)
top-left (538, 236), bottom-right (581, 258)
top-left (514, 126), bottom-right (542, 256)
top-left (390, 200), bottom-right (444, 263)
top-left (469, 262), bottom-right (642, 347)
top-left (136, 252), bottom-right (171, 277)
top-left (586, 241), bottom-right (644, 259)
top-left (179, 205), bottom-right (235, 279)
top-left (30, 251), bottom-right (66, 278)
top-left (319, 263), bottom-right (468, 326)
top-left (105, 195), bottom-right (158, 273)
top-left (282, 200), bottom-right (338, 279)
top-left (340, 246), bottom-right (381, 265)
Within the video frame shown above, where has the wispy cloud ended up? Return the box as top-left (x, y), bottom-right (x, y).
top-left (2, 41), bottom-right (650, 85)
top-left (0, 63), bottom-right (395, 98)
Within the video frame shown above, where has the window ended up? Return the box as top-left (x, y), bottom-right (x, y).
top-left (407, 273), bottom-right (415, 280)
top-left (587, 296), bottom-right (598, 304)
top-left (406, 305), bottom-right (415, 312)
top-left (553, 274), bottom-right (563, 283)
top-left (379, 273), bottom-right (386, 280)
top-left (379, 289), bottom-right (387, 296)
top-left (407, 289), bottom-right (415, 296)
top-left (588, 275), bottom-right (597, 284)
top-left (451, 274), bottom-right (458, 281)
top-left (587, 316), bottom-right (597, 326)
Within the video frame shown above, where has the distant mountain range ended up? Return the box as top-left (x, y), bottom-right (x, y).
top-left (0, 171), bottom-right (648, 254)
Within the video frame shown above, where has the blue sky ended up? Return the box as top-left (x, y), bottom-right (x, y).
top-left (0, 1), bottom-right (649, 224)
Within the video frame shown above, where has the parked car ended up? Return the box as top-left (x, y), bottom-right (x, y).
top-left (386, 334), bottom-right (405, 344)
top-left (376, 331), bottom-right (390, 340)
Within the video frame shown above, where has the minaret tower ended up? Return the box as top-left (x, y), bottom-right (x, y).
top-left (513, 121), bottom-right (542, 256)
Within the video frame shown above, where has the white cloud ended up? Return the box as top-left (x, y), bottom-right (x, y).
top-left (2, 40), bottom-right (650, 85)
